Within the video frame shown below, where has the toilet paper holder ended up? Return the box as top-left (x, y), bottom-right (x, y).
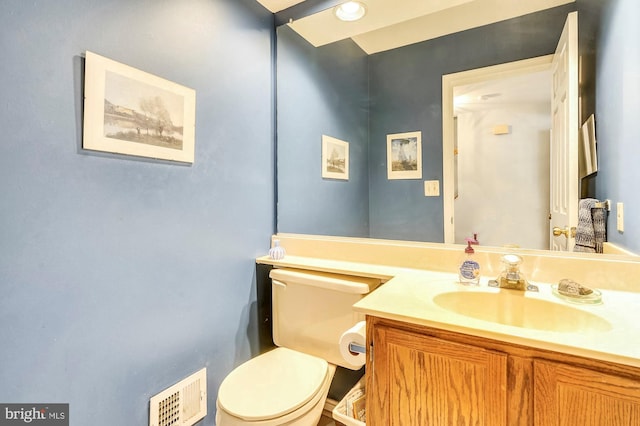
top-left (348, 342), bottom-right (366, 354)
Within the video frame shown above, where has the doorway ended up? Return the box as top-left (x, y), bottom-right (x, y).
top-left (442, 56), bottom-right (553, 249)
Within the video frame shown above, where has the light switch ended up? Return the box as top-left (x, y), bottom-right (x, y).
top-left (424, 180), bottom-right (440, 196)
top-left (617, 202), bottom-right (624, 232)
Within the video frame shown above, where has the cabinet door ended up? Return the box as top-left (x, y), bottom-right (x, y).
top-left (369, 324), bottom-right (508, 426)
top-left (534, 359), bottom-right (640, 425)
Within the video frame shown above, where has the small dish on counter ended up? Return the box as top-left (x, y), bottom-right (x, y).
top-left (552, 284), bottom-right (603, 305)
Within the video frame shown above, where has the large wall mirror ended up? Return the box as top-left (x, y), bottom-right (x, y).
top-left (275, 0), bottom-right (640, 256)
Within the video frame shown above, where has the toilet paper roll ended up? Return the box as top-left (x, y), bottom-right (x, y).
top-left (339, 321), bottom-right (367, 368)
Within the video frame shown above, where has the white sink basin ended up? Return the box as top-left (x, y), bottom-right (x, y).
top-left (433, 290), bottom-right (612, 332)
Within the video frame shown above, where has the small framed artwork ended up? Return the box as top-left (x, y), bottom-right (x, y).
top-left (321, 135), bottom-right (349, 180)
top-left (83, 51), bottom-right (196, 163)
top-left (581, 114), bottom-right (597, 176)
top-left (387, 131), bottom-right (422, 179)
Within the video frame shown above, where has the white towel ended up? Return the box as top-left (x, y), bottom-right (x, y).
top-left (574, 198), bottom-right (606, 253)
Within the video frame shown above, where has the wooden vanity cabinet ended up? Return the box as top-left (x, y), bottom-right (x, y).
top-left (366, 316), bottom-right (640, 426)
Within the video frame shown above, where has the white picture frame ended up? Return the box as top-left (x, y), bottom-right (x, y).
top-left (387, 131), bottom-right (422, 180)
top-left (321, 135), bottom-right (349, 180)
top-left (83, 51), bottom-right (196, 163)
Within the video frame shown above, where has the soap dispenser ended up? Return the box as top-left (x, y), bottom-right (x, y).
top-left (458, 238), bottom-right (480, 285)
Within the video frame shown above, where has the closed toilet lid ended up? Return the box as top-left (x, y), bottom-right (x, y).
top-left (218, 347), bottom-right (328, 421)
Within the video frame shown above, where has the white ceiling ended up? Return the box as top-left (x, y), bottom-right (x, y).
top-left (454, 69), bottom-right (552, 114)
top-left (255, 0), bottom-right (305, 13)
top-left (257, 0), bottom-right (575, 54)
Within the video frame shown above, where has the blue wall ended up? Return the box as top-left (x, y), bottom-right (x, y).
top-left (276, 26), bottom-right (370, 237)
top-left (0, 0), bottom-right (273, 424)
top-left (596, 0), bottom-right (640, 253)
top-left (368, 4), bottom-right (575, 242)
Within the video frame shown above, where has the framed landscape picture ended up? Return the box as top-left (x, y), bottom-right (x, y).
top-left (321, 135), bottom-right (349, 180)
top-left (83, 51), bottom-right (196, 163)
top-left (387, 131), bottom-right (422, 179)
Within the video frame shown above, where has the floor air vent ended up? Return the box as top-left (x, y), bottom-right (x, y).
top-left (150, 368), bottom-right (207, 426)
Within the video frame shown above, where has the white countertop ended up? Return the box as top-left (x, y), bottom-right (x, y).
top-left (353, 270), bottom-right (640, 368)
top-left (257, 254), bottom-right (640, 369)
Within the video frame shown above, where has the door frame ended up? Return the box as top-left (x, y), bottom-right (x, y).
top-left (442, 55), bottom-right (553, 244)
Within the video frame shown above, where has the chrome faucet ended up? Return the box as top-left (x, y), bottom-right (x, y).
top-left (488, 254), bottom-right (539, 292)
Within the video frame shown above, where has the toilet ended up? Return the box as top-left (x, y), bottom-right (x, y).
top-left (215, 268), bottom-right (380, 425)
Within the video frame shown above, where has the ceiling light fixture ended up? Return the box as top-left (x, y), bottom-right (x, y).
top-left (334, 1), bottom-right (367, 22)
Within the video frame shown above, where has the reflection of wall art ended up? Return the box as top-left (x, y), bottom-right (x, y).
top-left (83, 51), bottom-right (196, 163)
top-left (581, 114), bottom-right (597, 177)
top-left (321, 135), bottom-right (349, 180)
top-left (387, 131), bottom-right (422, 180)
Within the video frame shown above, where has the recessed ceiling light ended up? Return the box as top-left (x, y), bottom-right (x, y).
top-left (334, 1), bottom-right (367, 22)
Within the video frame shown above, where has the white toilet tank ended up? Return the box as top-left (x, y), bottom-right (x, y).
top-left (269, 268), bottom-right (380, 370)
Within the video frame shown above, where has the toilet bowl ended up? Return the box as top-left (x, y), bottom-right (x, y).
top-left (215, 268), bottom-right (380, 426)
top-left (215, 348), bottom-right (336, 426)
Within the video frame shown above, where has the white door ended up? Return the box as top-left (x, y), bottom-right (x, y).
top-left (549, 11), bottom-right (579, 251)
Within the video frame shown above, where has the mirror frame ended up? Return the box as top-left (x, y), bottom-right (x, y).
top-left (274, 0), bottom-right (640, 256)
